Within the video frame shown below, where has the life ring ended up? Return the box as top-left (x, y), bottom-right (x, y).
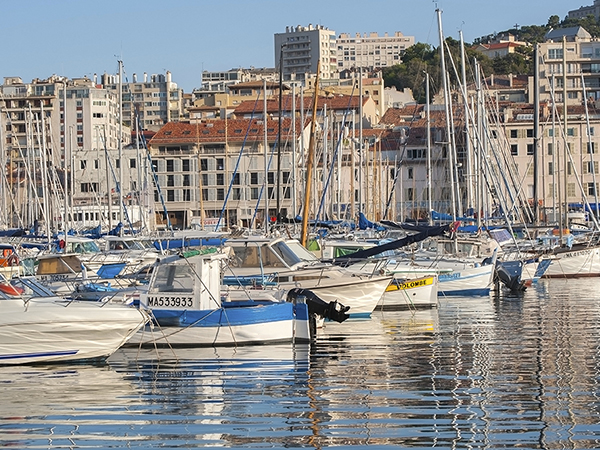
top-left (0, 283), bottom-right (24, 296)
top-left (6, 254), bottom-right (19, 266)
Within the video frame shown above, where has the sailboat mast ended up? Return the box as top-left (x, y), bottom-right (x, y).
top-left (436, 8), bottom-right (457, 222)
top-left (426, 73), bottom-right (433, 225)
top-left (301, 61), bottom-right (320, 247)
top-left (459, 30), bottom-right (474, 214)
top-left (533, 45), bottom-right (540, 225)
top-left (263, 78), bottom-right (269, 232)
top-left (118, 60), bottom-right (124, 234)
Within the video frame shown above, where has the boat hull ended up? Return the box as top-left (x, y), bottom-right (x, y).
top-left (281, 275), bottom-right (393, 317)
top-left (129, 301), bottom-right (311, 347)
top-left (543, 246), bottom-right (600, 278)
top-left (377, 275), bottom-right (438, 310)
top-left (0, 299), bottom-right (147, 365)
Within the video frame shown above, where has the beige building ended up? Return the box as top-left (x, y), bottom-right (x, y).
top-left (101, 71), bottom-right (184, 132)
top-left (274, 24), bottom-right (337, 82)
top-left (0, 75), bottom-right (132, 230)
top-left (568, 0), bottom-right (600, 20)
top-left (336, 31), bottom-right (414, 71)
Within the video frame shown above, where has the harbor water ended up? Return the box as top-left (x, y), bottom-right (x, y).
top-left (1, 278), bottom-right (600, 449)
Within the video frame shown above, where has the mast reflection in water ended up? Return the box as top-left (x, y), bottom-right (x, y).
top-left (0, 278), bottom-right (599, 448)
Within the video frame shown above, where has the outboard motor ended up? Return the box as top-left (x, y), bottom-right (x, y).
top-left (287, 288), bottom-right (350, 339)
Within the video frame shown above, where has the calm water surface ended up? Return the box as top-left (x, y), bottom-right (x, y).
top-left (2, 278), bottom-right (600, 449)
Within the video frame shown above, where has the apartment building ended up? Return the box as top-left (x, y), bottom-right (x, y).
top-left (146, 119), bottom-right (300, 229)
top-left (568, 0), bottom-right (600, 20)
top-left (274, 24), bottom-right (337, 82)
top-left (336, 31), bottom-right (414, 71)
top-left (537, 26), bottom-right (600, 106)
top-left (0, 75), bottom-right (132, 230)
top-left (101, 71), bottom-right (184, 132)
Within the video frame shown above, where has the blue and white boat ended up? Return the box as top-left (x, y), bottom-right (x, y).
top-left (128, 249), bottom-right (349, 347)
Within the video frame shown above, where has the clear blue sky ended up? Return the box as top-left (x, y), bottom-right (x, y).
top-left (2, 0), bottom-right (580, 92)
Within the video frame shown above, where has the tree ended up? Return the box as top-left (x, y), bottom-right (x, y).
top-left (547, 15), bottom-right (560, 29)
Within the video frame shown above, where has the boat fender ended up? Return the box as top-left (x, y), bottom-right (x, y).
top-left (0, 283), bottom-right (24, 296)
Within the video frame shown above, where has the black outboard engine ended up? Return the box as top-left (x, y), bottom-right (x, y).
top-left (287, 288), bottom-right (350, 339)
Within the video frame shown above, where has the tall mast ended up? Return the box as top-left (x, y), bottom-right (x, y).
top-left (118, 60), bottom-right (124, 234)
top-left (533, 45), bottom-right (540, 225)
top-left (263, 78), bottom-right (269, 232)
top-left (301, 61), bottom-right (320, 247)
top-left (426, 73), bottom-right (433, 225)
top-left (437, 8), bottom-right (457, 222)
top-left (459, 30), bottom-right (474, 214)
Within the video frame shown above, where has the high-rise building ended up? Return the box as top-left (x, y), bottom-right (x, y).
top-left (274, 24), bottom-right (337, 81)
top-left (336, 32), bottom-right (414, 71)
top-left (101, 71), bottom-right (183, 132)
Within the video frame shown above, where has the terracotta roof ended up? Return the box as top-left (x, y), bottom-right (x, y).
top-left (148, 118), bottom-right (302, 146)
top-left (232, 94), bottom-right (368, 115)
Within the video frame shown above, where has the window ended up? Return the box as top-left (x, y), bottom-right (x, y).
top-left (526, 129), bottom-right (534, 138)
top-left (182, 159), bottom-right (190, 171)
top-left (232, 173), bottom-right (240, 185)
top-left (548, 143), bottom-right (553, 155)
top-left (548, 48), bottom-right (564, 59)
top-left (167, 190), bottom-right (174, 202)
top-left (183, 189), bottom-right (191, 201)
top-left (115, 159), bottom-right (120, 169)
top-left (268, 172), bottom-right (275, 185)
top-left (589, 182), bottom-right (598, 196)
top-left (567, 162), bottom-right (573, 175)
top-left (183, 174), bottom-right (190, 186)
top-left (130, 158), bottom-right (136, 168)
top-left (527, 144), bottom-right (534, 155)
top-left (250, 173), bottom-right (259, 185)
top-left (166, 160), bottom-right (174, 172)
top-left (167, 175), bottom-right (174, 186)
top-left (216, 158), bottom-right (224, 170)
top-left (588, 142), bottom-right (596, 153)
top-left (511, 144), bottom-right (518, 156)
top-left (567, 183), bottom-right (576, 198)
top-left (282, 172), bottom-right (290, 183)
top-left (80, 160), bottom-right (87, 169)
top-left (407, 167), bottom-right (413, 179)
top-left (232, 188), bottom-right (241, 200)
top-left (200, 159), bottom-right (208, 171)
top-left (251, 187), bottom-right (259, 199)
top-left (216, 173), bottom-right (224, 185)
top-left (510, 129), bottom-right (518, 139)
top-left (217, 188), bottom-right (224, 201)
top-left (585, 161), bottom-right (598, 174)
top-left (548, 162), bottom-right (554, 175)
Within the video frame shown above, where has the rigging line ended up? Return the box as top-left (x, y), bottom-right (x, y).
top-left (382, 101), bottom-right (424, 220)
top-left (250, 95), bottom-right (292, 230)
top-left (314, 87), bottom-right (356, 227)
top-left (137, 115), bottom-right (171, 231)
top-left (98, 128), bottom-right (135, 234)
top-left (215, 90), bottom-right (262, 231)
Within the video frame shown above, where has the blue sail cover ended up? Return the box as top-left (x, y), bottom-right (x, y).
top-left (358, 212), bottom-right (386, 231)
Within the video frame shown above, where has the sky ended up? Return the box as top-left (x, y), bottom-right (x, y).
top-left (1, 0), bottom-right (584, 92)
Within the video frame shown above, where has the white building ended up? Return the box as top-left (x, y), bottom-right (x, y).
top-left (336, 32), bottom-right (414, 71)
top-left (274, 24), bottom-right (337, 82)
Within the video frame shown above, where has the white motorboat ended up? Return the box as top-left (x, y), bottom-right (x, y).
top-left (128, 249), bottom-right (349, 347)
top-left (0, 275), bottom-right (148, 365)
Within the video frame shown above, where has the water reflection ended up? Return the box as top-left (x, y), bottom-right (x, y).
top-left (1, 280), bottom-right (600, 448)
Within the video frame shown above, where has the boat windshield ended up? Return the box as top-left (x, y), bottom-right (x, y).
top-left (270, 240), bottom-right (319, 266)
top-left (150, 264), bottom-right (196, 293)
top-left (67, 240), bottom-right (100, 254)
